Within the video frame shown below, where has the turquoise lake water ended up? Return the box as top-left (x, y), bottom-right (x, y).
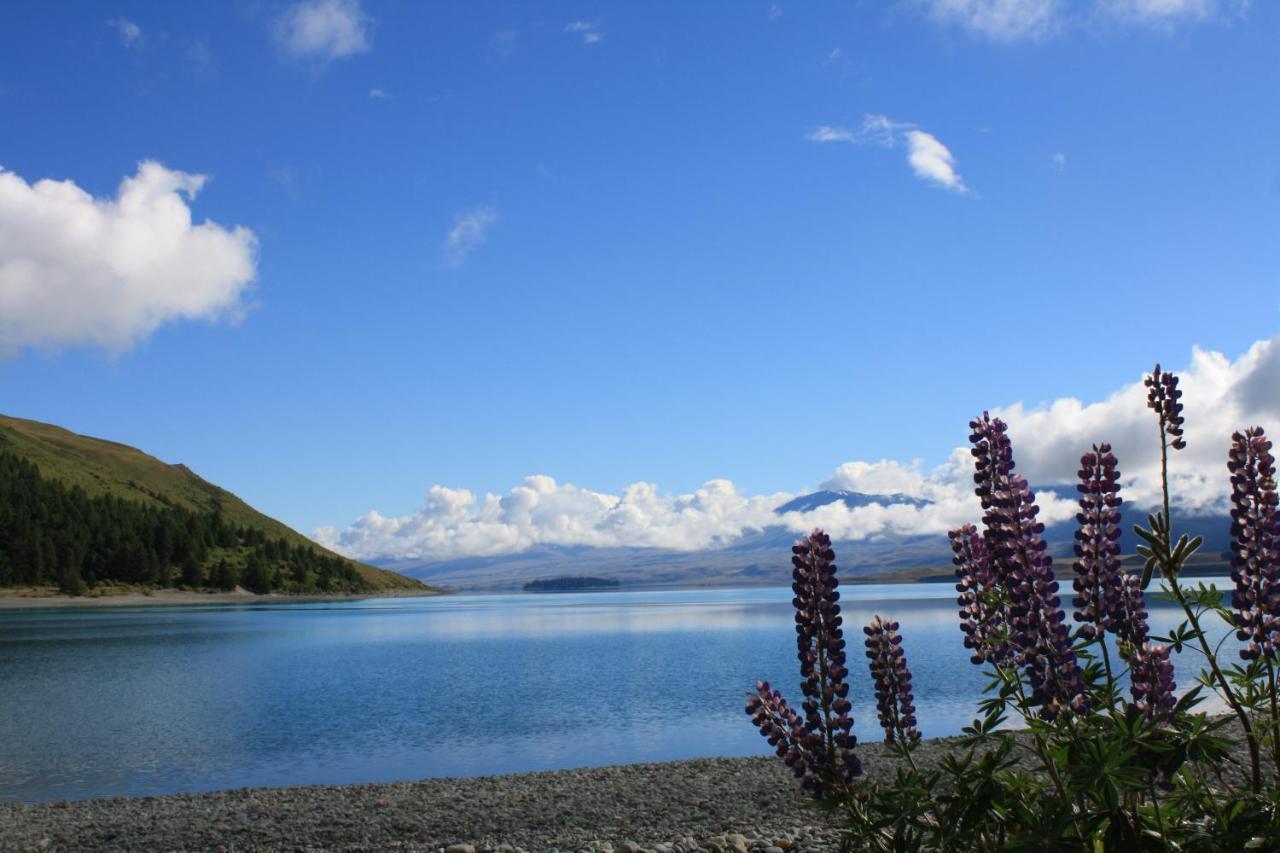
top-left (0, 582), bottom-right (1233, 803)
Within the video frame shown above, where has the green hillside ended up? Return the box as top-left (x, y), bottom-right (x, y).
top-left (0, 414), bottom-right (426, 593)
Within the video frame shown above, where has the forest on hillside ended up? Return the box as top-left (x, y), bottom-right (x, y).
top-left (0, 450), bottom-right (367, 594)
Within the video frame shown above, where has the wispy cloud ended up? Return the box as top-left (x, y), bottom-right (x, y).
top-left (564, 21), bottom-right (603, 44)
top-left (1052, 151), bottom-right (1066, 168)
top-left (317, 338), bottom-right (1280, 562)
top-left (924, 0), bottom-right (1062, 41)
top-left (769, 4), bottom-right (784, 20)
top-left (274, 0), bottom-right (372, 62)
top-left (443, 207), bottom-right (498, 268)
top-left (368, 87), bottom-right (391, 99)
top-left (807, 114), bottom-right (969, 193)
top-left (490, 30), bottom-right (518, 56)
top-left (109, 17), bottom-right (143, 48)
top-left (0, 162), bottom-right (256, 354)
top-left (1097, 0), bottom-right (1250, 26)
top-left (919, 0), bottom-right (1250, 40)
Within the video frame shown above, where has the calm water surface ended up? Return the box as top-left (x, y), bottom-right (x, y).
top-left (0, 582), bottom-right (1232, 802)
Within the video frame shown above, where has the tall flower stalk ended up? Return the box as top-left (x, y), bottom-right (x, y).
top-left (1135, 364), bottom-right (1262, 791)
top-left (1228, 426), bottom-right (1280, 780)
top-left (864, 615), bottom-right (921, 745)
top-left (968, 413), bottom-right (1087, 719)
top-left (746, 529), bottom-right (860, 799)
top-left (951, 524), bottom-right (1010, 667)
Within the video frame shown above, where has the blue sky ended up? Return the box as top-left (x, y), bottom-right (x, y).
top-left (2, 1), bottom-right (1278, 560)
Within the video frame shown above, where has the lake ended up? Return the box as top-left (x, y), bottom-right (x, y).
top-left (0, 581), bottom-right (1234, 803)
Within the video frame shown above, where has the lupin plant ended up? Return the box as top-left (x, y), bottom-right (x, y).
top-left (746, 529), bottom-right (861, 800)
top-left (864, 615), bottom-right (921, 745)
top-left (747, 361), bottom-right (1280, 850)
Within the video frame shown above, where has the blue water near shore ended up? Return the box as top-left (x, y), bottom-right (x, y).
top-left (0, 581), bottom-right (1233, 803)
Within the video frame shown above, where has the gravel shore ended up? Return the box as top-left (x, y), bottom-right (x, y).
top-left (1, 749), bottom-right (869, 853)
top-left (1, 725), bottom-right (1263, 852)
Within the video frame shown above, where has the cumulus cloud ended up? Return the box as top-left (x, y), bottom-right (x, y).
top-left (904, 130), bottom-right (968, 191)
top-left (924, 0), bottom-right (1062, 40)
top-left (109, 17), bottom-right (143, 48)
top-left (443, 207), bottom-right (498, 267)
top-left (316, 477), bottom-right (790, 561)
top-left (808, 114), bottom-right (968, 192)
top-left (275, 0), bottom-right (372, 61)
top-left (564, 21), bottom-right (603, 44)
top-left (317, 338), bottom-right (1280, 563)
top-left (0, 162), bottom-right (257, 354)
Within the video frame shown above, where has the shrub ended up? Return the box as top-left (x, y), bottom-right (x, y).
top-left (747, 363), bottom-right (1280, 850)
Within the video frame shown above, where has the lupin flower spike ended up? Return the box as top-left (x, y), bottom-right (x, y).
top-left (1129, 642), bottom-right (1177, 722)
top-left (747, 529), bottom-right (860, 799)
top-left (1072, 443), bottom-right (1125, 641)
top-left (950, 524), bottom-right (1009, 666)
top-left (1145, 363), bottom-right (1186, 451)
top-left (1229, 427), bottom-right (1280, 660)
top-left (864, 615), bottom-right (921, 744)
top-left (969, 413), bottom-right (1088, 719)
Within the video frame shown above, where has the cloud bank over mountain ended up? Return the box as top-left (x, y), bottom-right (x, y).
top-left (317, 337), bottom-right (1280, 562)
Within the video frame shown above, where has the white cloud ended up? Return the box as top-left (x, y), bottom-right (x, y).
top-left (443, 207), bottom-right (498, 267)
top-left (919, 0), bottom-right (1249, 38)
top-left (924, 0), bottom-right (1062, 40)
top-left (904, 130), bottom-right (968, 192)
top-left (564, 21), bottom-right (603, 44)
top-left (808, 115), bottom-right (968, 192)
top-left (1052, 151), bottom-right (1067, 168)
top-left (109, 17), bottom-right (143, 48)
top-left (0, 162), bottom-right (257, 354)
top-left (769, 4), bottom-right (784, 20)
top-left (317, 338), bottom-right (1280, 562)
top-left (369, 87), bottom-right (391, 99)
top-left (1097, 0), bottom-right (1247, 25)
top-left (275, 0), bottom-right (372, 61)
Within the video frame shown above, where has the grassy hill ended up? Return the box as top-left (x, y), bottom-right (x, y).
top-left (0, 414), bottom-right (426, 593)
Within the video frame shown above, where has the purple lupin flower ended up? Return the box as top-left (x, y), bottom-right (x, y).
top-left (1071, 443), bottom-right (1125, 641)
top-left (863, 615), bottom-right (921, 744)
top-left (969, 413), bottom-right (1089, 719)
top-left (746, 681), bottom-right (808, 778)
top-left (1228, 427), bottom-right (1280, 661)
top-left (950, 524), bottom-right (1010, 666)
top-left (791, 529), bottom-right (861, 795)
top-left (1145, 363), bottom-right (1187, 451)
top-left (1129, 642), bottom-right (1177, 722)
top-left (747, 529), bottom-right (860, 798)
top-left (1118, 572), bottom-right (1151, 649)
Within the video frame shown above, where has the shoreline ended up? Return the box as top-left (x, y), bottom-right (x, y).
top-left (1, 726), bottom-right (1262, 851)
top-left (0, 754), bottom-right (842, 853)
top-left (0, 586), bottom-right (446, 609)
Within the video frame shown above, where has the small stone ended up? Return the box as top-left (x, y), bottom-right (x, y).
top-left (446, 845), bottom-right (476, 853)
top-left (619, 843), bottom-right (642, 853)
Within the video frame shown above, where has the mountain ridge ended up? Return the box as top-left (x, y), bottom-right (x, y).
top-left (0, 414), bottom-right (427, 593)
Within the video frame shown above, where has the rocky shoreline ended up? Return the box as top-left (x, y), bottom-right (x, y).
top-left (2, 753), bottom-right (854, 853)
top-left (2, 723), bottom-right (1264, 852)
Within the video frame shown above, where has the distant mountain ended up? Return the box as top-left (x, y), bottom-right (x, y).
top-left (774, 489), bottom-right (929, 514)
top-left (377, 487), bottom-right (1234, 593)
top-left (0, 414), bottom-right (428, 594)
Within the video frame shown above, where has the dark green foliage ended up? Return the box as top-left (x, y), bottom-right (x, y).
top-left (523, 576), bottom-right (621, 592)
top-left (0, 450), bottom-right (366, 594)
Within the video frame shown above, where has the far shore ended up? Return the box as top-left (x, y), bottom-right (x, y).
top-left (0, 585), bottom-right (447, 609)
